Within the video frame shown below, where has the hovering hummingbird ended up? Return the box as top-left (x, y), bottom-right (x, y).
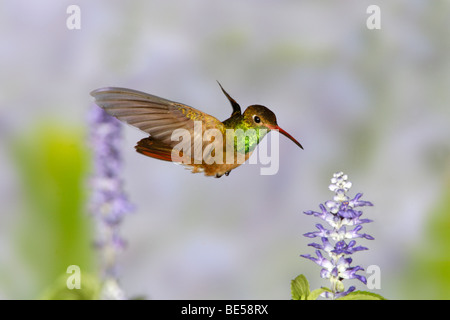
top-left (91, 82), bottom-right (303, 178)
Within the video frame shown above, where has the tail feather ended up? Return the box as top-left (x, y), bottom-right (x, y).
top-left (135, 137), bottom-right (177, 162)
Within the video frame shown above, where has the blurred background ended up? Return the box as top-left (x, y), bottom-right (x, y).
top-left (1, 0), bottom-right (450, 299)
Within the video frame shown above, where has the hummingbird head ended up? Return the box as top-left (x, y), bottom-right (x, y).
top-left (243, 105), bottom-right (303, 149)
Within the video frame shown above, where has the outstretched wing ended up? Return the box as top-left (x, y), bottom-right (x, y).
top-left (90, 87), bottom-right (225, 164)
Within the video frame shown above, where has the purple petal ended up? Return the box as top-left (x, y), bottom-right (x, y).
top-left (350, 193), bottom-right (373, 207)
top-left (303, 224), bottom-right (330, 238)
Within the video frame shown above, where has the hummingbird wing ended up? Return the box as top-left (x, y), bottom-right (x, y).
top-left (90, 87), bottom-right (225, 165)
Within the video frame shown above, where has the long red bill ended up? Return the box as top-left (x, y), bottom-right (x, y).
top-left (270, 125), bottom-right (303, 150)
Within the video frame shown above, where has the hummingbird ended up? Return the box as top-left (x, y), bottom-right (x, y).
top-left (90, 82), bottom-right (303, 178)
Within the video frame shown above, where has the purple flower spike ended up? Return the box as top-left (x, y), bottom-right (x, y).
top-left (88, 105), bottom-right (135, 299)
top-left (301, 172), bottom-right (374, 299)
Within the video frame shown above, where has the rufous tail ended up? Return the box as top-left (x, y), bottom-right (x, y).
top-left (135, 137), bottom-right (176, 162)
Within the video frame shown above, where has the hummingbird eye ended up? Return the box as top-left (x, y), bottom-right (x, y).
top-left (253, 115), bottom-right (261, 124)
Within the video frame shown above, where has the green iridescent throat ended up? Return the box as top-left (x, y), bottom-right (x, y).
top-left (230, 122), bottom-right (269, 154)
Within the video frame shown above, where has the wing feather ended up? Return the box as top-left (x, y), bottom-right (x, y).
top-left (91, 87), bottom-right (225, 164)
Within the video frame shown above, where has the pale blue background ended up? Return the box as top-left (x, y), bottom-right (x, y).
top-left (1, 0), bottom-right (450, 299)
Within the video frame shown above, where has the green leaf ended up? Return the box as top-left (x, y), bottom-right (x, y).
top-left (307, 287), bottom-right (329, 300)
top-left (337, 290), bottom-right (386, 300)
top-left (291, 274), bottom-right (310, 300)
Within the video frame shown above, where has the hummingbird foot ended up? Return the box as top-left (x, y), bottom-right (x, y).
top-left (215, 170), bottom-right (231, 178)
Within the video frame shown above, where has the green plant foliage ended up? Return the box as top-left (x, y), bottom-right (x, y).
top-left (9, 123), bottom-right (96, 298)
top-left (401, 180), bottom-right (450, 299)
top-left (291, 274), bottom-right (310, 300)
top-left (291, 274), bottom-right (385, 300)
top-left (337, 291), bottom-right (386, 300)
top-left (291, 274), bottom-right (328, 300)
top-left (40, 272), bottom-right (100, 300)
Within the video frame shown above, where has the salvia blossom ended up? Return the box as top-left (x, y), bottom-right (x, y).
top-left (301, 172), bottom-right (374, 299)
top-left (88, 105), bottom-right (134, 299)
